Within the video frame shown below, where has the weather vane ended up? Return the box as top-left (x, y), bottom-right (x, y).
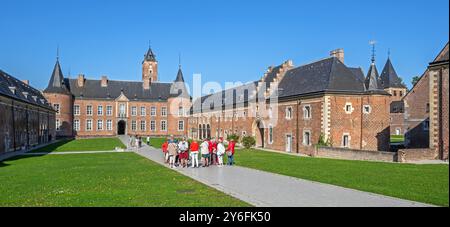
top-left (369, 40), bottom-right (377, 63)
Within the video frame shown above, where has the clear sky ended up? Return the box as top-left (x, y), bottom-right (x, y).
top-left (0, 0), bottom-right (448, 92)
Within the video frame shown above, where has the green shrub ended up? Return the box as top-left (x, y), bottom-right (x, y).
top-left (316, 133), bottom-right (332, 147)
top-left (242, 136), bottom-right (256, 149)
top-left (227, 134), bottom-right (240, 142)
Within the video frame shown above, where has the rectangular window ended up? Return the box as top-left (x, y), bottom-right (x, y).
top-left (56, 119), bottom-right (61, 131)
top-left (178, 120), bottom-right (184, 131)
top-left (161, 107), bottom-right (167, 117)
top-left (342, 134), bottom-right (350, 148)
top-left (106, 120), bottom-right (112, 131)
top-left (74, 119), bottom-right (80, 131)
top-left (161, 120), bottom-right (167, 131)
top-left (140, 106), bottom-right (146, 116)
top-left (106, 106), bottom-right (113, 116)
top-left (97, 105), bottom-right (103, 116)
top-left (363, 105), bottom-right (371, 114)
top-left (131, 106), bottom-right (137, 116)
top-left (178, 107), bottom-right (184, 117)
top-left (74, 105), bottom-right (80, 115)
top-left (151, 120), bottom-right (156, 131)
top-left (86, 119), bottom-right (93, 131)
top-left (131, 120), bottom-right (137, 131)
top-left (285, 107), bottom-right (293, 120)
top-left (54, 104), bottom-right (60, 114)
top-left (87, 105), bottom-right (93, 116)
top-left (151, 106), bottom-right (157, 116)
top-left (97, 120), bottom-right (103, 131)
top-left (119, 104), bottom-right (126, 116)
top-left (268, 126), bottom-right (274, 144)
top-left (303, 131), bottom-right (311, 146)
top-left (303, 105), bottom-right (311, 119)
top-left (345, 103), bottom-right (353, 114)
top-left (140, 120), bottom-right (146, 131)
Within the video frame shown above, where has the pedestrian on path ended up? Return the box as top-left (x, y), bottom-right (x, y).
top-left (200, 138), bottom-right (210, 167)
top-left (178, 137), bottom-right (189, 168)
top-left (190, 140), bottom-right (200, 168)
top-left (210, 137), bottom-right (218, 165)
top-left (217, 138), bottom-right (226, 167)
top-left (226, 139), bottom-right (236, 166)
top-left (162, 138), bottom-right (169, 163)
top-left (146, 136), bottom-right (150, 145)
top-left (168, 136), bottom-right (178, 168)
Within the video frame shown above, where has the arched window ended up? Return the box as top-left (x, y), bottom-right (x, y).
top-left (303, 105), bottom-right (311, 119)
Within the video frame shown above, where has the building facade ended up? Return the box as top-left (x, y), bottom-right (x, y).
top-left (190, 49), bottom-right (391, 155)
top-left (43, 47), bottom-right (191, 138)
top-left (0, 70), bottom-right (56, 154)
top-left (404, 42), bottom-right (449, 160)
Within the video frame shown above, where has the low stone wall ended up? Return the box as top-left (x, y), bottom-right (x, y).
top-left (397, 148), bottom-right (438, 163)
top-left (314, 146), bottom-right (397, 162)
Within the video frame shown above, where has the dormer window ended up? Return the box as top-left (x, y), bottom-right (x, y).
top-left (8, 86), bottom-right (16, 94)
top-left (32, 96), bottom-right (38, 102)
top-left (22, 92), bottom-right (29, 98)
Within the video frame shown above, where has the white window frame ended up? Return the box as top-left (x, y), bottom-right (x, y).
top-left (342, 133), bottom-right (351, 148)
top-left (161, 120), bottom-right (167, 131)
top-left (178, 120), bottom-right (185, 131)
top-left (150, 120), bottom-right (156, 132)
top-left (131, 106), bottom-right (137, 116)
top-left (74, 105), bottom-right (80, 116)
top-left (140, 106), bottom-right (146, 116)
top-left (363, 105), bottom-right (372, 114)
top-left (106, 105), bottom-right (113, 116)
top-left (344, 103), bottom-right (354, 114)
top-left (178, 107), bottom-right (184, 117)
top-left (161, 107), bottom-right (167, 117)
top-left (303, 130), bottom-right (312, 146)
top-left (131, 120), bottom-right (137, 131)
top-left (151, 106), bottom-right (157, 116)
top-left (303, 105), bottom-right (312, 119)
top-left (106, 120), bottom-right (113, 131)
top-left (140, 120), bottom-right (146, 131)
top-left (285, 106), bottom-right (293, 120)
top-left (97, 105), bottom-right (103, 116)
top-left (86, 105), bottom-right (93, 116)
top-left (74, 119), bottom-right (80, 131)
top-left (97, 120), bottom-right (104, 131)
top-left (86, 119), bottom-right (93, 131)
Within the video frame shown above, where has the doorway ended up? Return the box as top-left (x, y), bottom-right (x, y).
top-left (286, 134), bottom-right (292, 153)
top-left (118, 120), bottom-right (126, 135)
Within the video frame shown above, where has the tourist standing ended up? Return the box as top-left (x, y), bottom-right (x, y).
top-left (210, 138), bottom-right (218, 165)
top-left (168, 137), bottom-right (178, 168)
top-left (178, 137), bottom-right (189, 168)
top-left (162, 139), bottom-right (169, 163)
top-left (190, 140), bottom-right (200, 168)
top-left (217, 138), bottom-right (226, 167)
top-left (200, 138), bottom-right (210, 167)
top-left (146, 136), bottom-right (150, 145)
top-left (226, 139), bottom-right (236, 166)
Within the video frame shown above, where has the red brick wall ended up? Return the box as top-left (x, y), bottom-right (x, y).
top-left (44, 93), bottom-right (73, 137)
top-left (441, 67), bottom-right (449, 159)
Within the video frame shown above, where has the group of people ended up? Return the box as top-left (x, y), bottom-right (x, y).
top-left (128, 135), bottom-right (151, 148)
top-left (161, 136), bottom-right (236, 169)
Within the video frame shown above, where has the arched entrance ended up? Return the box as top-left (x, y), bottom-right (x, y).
top-left (252, 120), bottom-right (265, 148)
top-left (117, 120), bottom-right (126, 135)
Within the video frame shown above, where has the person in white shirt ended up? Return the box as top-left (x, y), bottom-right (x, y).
top-left (216, 138), bottom-right (226, 167)
top-left (178, 137), bottom-right (189, 168)
top-left (200, 138), bottom-right (210, 167)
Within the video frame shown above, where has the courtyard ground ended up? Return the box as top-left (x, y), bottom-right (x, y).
top-left (0, 152), bottom-right (249, 207)
top-left (29, 138), bottom-right (126, 153)
top-left (231, 149), bottom-right (449, 206)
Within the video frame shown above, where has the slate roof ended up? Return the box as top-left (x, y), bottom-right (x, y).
top-left (65, 79), bottom-right (173, 101)
top-left (380, 58), bottom-right (406, 89)
top-left (43, 60), bottom-right (71, 95)
top-left (144, 47), bottom-right (156, 62)
top-left (365, 63), bottom-right (381, 91)
top-left (348, 67), bottom-right (366, 85)
top-left (279, 57), bottom-right (366, 98)
top-left (170, 68), bottom-right (191, 98)
top-left (0, 69), bottom-right (53, 110)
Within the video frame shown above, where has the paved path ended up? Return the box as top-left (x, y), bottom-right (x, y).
top-left (20, 151), bottom-right (133, 156)
top-left (120, 137), bottom-right (431, 207)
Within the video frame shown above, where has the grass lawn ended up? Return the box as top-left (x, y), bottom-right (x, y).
top-left (30, 138), bottom-right (126, 153)
top-left (149, 137), bottom-right (167, 149)
top-left (231, 149), bottom-right (449, 206)
top-left (391, 135), bottom-right (405, 143)
top-left (0, 153), bottom-right (249, 207)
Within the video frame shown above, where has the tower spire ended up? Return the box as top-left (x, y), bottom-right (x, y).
top-left (388, 48), bottom-right (391, 59)
top-left (369, 40), bottom-right (377, 64)
top-left (56, 45), bottom-right (60, 61)
top-left (178, 52), bottom-right (181, 69)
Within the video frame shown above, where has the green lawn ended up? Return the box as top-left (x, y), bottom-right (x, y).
top-left (0, 153), bottom-right (249, 207)
top-left (30, 138), bottom-right (126, 153)
top-left (231, 149), bottom-right (449, 206)
top-left (391, 135), bottom-right (405, 143)
top-left (149, 137), bottom-right (167, 149)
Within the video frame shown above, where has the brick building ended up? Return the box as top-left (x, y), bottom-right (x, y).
top-left (0, 70), bottom-right (56, 154)
top-left (404, 42), bottom-right (449, 160)
top-left (43, 47), bottom-right (191, 138)
top-left (189, 49), bottom-right (391, 155)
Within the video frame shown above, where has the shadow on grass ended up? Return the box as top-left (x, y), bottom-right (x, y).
top-left (28, 139), bottom-right (74, 153)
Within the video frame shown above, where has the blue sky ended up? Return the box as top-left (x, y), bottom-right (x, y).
top-left (0, 0), bottom-right (448, 91)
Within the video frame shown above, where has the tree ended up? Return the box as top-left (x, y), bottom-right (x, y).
top-left (242, 136), bottom-right (256, 149)
top-left (411, 76), bottom-right (421, 86)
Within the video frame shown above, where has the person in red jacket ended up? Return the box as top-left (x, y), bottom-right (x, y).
top-left (161, 139), bottom-right (169, 163)
top-left (210, 138), bottom-right (218, 165)
top-left (226, 139), bottom-right (236, 166)
top-left (189, 140), bottom-right (200, 168)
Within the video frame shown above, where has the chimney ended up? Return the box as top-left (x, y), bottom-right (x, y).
top-left (143, 78), bottom-right (150, 90)
top-left (330, 49), bottom-right (345, 63)
top-left (77, 74), bottom-right (85, 87)
top-left (101, 75), bottom-right (108, 87)
top-left (22, 80), bottom-right (29, 85)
